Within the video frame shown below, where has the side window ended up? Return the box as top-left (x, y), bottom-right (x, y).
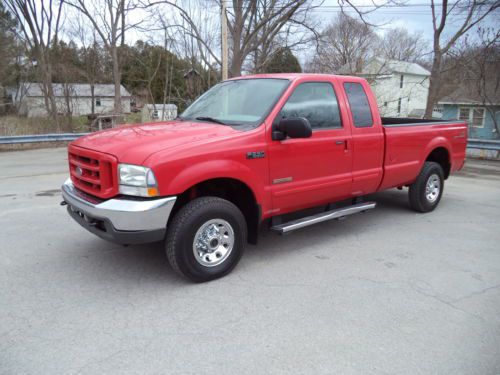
top-left (280, 82), bottom-right (342, 129)
top-left (344, 82), bottom-right (373, 128)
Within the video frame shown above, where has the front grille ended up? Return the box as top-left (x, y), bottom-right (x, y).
top-left (68, 145), bottom-right (118, 198)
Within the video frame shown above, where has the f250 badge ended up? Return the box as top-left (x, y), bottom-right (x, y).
top-left (246, 151), bottom-right (265, 159)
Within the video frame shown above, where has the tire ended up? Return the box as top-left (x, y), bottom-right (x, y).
top-left (165, 197), bottom-right (247, 282)
top-left (408, 161), bottom-right (444, 213)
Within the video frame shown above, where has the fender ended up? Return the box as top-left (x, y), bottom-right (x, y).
top-left (421, 136), bottom-right (452, 169)
top-left (158, 159), bottom-right (269, 209)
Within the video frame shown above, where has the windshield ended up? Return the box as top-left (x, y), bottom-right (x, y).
top-left (180, 78), bottom-right (290, 126)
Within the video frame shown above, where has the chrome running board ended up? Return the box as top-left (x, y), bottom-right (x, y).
top-left (271, 202), bottom-right (376, 234)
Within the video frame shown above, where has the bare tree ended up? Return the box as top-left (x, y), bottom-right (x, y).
top-left (424, 0), bottom-right (500, 118)
top-left (457, 28), bottom-right (500, 134)
top-left (306, 13), bottom-right (377, 73)
top-left (69, 14), bottom-right (109, 115)
top-left (474, 33), bottom-right (500, 135)
top-left (65, 0), bottom-right (141, 113)
top-left (377, 28), bottom-right (428, 62)
top-left (146, 0), bottom-right (318, 77)
top-left (247, 0), bottom-right (320, 73)
top-left (155, 2), bottom-right (219, 84)
top-left (5, 0), bottom-right (63, 127)
top-left (0, 3), bottom-right (21, 113)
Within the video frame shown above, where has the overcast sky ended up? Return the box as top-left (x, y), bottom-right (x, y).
top-left (60, 0), bottom-right (499, 65)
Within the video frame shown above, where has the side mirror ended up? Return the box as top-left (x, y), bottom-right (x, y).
top-left (273, 117), bottom-right (312, 140)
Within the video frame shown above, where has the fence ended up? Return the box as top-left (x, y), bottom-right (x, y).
top-left (0, 133), bottom-right (89, 144)
top-left (467, 139), bottom-right (500, 151)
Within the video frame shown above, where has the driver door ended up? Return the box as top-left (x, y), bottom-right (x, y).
top-left (268, 80), bottom-right (353, 215)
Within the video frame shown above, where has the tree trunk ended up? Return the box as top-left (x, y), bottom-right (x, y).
top-left (424, 51), bottom-right (442, 119)
top-left (230, 35), bottom-right (243, 77)
top-left (111, 46), bottom-right (122, 114)
top-left (38, 52), bottom-right (59, 130)
top-left (230, 56), bottom-right (242, 77)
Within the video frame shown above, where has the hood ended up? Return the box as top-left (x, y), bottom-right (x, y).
top-left (72, 120), bottom-right (241, 164)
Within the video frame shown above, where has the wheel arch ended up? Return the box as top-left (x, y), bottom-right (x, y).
top-left (168, 177), bottom-right (261, 245)
top-left (425, 146), bottom-right (451, 179)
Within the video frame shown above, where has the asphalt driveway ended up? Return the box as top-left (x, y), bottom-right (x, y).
top-left (1, 148), bottom-right (500, 374)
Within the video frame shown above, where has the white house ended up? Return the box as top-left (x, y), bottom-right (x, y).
top-left (13, 83), bottom-right (132, 117)
top-left (339, 58), bottom-right (431, 118)
top-left (141, 103), bottom-right (178, 123)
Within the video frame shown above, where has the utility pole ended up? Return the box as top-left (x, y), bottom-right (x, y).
top-left (221, 0), bottom-right (228, 80)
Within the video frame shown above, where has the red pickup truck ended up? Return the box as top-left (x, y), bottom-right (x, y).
top-left (61, 73), bottom-right (467, 281)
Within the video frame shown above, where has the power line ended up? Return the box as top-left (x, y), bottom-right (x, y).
top-left (226, 1), bottom-right (498, 9)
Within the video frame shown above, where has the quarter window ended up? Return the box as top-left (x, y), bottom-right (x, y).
top-left (344, 82), bottom-right (373, 127)
top-left (280, 82), bottom-right (342, 129)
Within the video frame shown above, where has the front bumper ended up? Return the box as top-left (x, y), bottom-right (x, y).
top-left (61, 178), bottom-right (176, 244)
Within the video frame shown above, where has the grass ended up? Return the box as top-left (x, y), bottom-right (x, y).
top-left (0, 112), bottom-right (143, 137)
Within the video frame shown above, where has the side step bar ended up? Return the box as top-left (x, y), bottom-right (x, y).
top-left (271, 202), bottom-right (376, 234)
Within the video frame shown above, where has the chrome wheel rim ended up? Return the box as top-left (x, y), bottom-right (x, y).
top-left (425, 174), bottom-right (441, 203)
top-left (193, 219), bottom-right (234, 267)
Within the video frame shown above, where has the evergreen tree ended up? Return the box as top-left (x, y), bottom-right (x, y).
top-left (263, 47), bottom-right (302, 74)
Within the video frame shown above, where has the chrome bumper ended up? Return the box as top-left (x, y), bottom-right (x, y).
top-left (61, 178), bottom-right (176, 244)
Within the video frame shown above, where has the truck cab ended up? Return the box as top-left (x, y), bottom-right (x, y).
top-left (62, 74), bottom-right (467, 282)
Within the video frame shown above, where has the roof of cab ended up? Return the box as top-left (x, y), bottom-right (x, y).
top-left (227, 73), bottom-right (366, 82)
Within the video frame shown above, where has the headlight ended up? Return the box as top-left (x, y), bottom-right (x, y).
top-left (118, 164), bottom-right (159, 197)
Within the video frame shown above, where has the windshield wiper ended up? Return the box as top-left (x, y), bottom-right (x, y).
top-left (195, 116), bottom-right (227, 125)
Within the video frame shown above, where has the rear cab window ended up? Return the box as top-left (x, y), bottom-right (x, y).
top-left (344, 82), bottom-right (373, 128)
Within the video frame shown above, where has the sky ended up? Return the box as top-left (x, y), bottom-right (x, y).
top-left (292, 0), bottom-right (499, 64)
top-left (314, 0), bottom-right (498, 40)
top-left (56, 0), bottom-right (499, 66)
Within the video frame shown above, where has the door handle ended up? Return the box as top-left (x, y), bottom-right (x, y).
top-left (335, 139), bottom-right (349, 152)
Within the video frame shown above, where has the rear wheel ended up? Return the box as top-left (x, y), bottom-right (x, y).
top-left (165, 197), bottom-right (247, 282)
top-left (408, 161), bottom-right (444, 213)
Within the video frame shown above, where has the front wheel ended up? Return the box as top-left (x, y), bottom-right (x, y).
top-left (165, 197), bottom-right (247, 282)
top-left (408, 161), bottom-right (444, 213)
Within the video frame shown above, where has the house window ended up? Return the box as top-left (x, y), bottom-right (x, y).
top-left (95, 97), bottom-right (101, 107)
top-left (384, 102), bottom-right (388, 107)
top-left (472, 108), bottom-right (485, 127)
top-left (434, 105), bottom-right (444, 114)
top-left (458, 107), bottom-right (470, 121)
top-left (458, 107), bottom-right (485, 128)
top-left (397, 98), bottom-right (402, 114)
top-left (400, 75), bottom-right (404, 89)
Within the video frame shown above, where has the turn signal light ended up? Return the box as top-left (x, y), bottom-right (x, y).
top-left (147, 187), bottom-right (159, 197)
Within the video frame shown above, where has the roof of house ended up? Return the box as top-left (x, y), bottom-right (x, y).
top-left (439, 79), bottom-right (500, 106)
top-left (145, 103), bottom-right (177, 109)
top-left (183, 69), bottom-right (200, 78)
top-left (19, 83), bottom-right (132, 97)
top-left (338, 58), bottom-right (431, 77)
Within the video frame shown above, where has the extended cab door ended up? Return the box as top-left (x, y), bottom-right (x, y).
top-left (267, 79), bottom-right (353, 215)
top-left (341, 80), bottom-right (384, 195)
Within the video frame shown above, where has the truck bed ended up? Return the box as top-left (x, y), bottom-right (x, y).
top-left (378, 119), bottom-right (468, 191)
top-left (381, 117), bottom-right (459, 126)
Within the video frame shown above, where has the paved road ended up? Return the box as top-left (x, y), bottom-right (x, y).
top-left (1, 148), bottom-right (500, 375)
